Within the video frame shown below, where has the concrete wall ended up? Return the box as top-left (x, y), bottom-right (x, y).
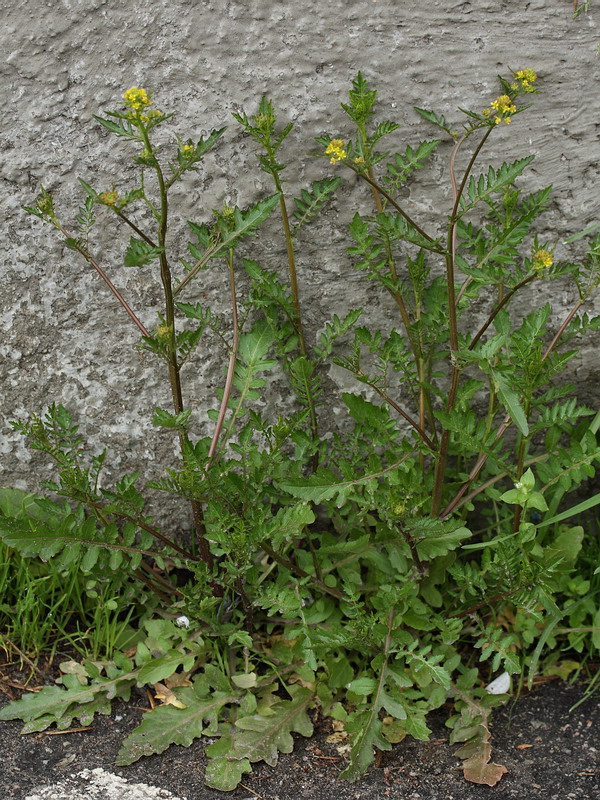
top-left (1, 0), bottom-right (599, 519)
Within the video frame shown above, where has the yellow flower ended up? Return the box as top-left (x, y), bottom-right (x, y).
top-left (490, 95), bottom-right (517, 114)
top-left (486, 94), bottom-right (517, 124)
top-left (515, 69), bottom-right (537, 88)
top-left (532, 249), bottom-right (553, 270)
top-left (182, 143), bottom-right (194, 156)
top-left (123, 86), bottom-right (151, 111)
top-left (325, 138), bottom-right (347, 164)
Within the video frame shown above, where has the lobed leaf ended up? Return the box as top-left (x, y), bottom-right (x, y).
top-left (117, 685), bottom-right (237, 765)
top-left (124, 237), bottom-right (164, 267)
top-left (291, 177), bottom-right (340, 234)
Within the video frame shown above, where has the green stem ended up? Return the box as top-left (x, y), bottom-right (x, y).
top-left (354, 370), bottom-right (436, 451)
top-left (357, 131), bottom-right (437, 451)
top-left (431, 126), bottom-right (494, 516)
top-left (512, 400), bottom-right (531, 532)
top-left (350, 166), bottom-right (443, 250)
top-left (113, 209), bottom-right (158, 248)
top-left (206, 249), bottom-right (239, 466)
top-left (271, 171), bottom-right (319, 454)
top-left (469, 274), bottom-right (536, 352)
top-left (142, 126), bottom-right (212, 569)
top-left (55, 224), bottom-right (150, 338)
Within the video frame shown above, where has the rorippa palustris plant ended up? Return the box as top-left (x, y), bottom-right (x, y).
top-left (2, 70), bottom-right (600, 791)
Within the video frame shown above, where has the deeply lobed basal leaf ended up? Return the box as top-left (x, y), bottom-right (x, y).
top-left (116, 686), bottom-right (237, 765)
top-left (203, 685), bottom-right (313, 790)
top-left (0, 671), bottom-right (136, 733)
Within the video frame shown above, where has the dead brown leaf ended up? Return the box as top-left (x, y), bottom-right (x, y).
top-left (163, 671), bottom-right (193, 690)
top-left (153, 681), bottom-right (187, 709)
top-left (463, 758), bottom-right (508, 786)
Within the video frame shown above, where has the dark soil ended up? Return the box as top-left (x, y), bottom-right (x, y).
top-left (1, 657), bottom-right (599, 800)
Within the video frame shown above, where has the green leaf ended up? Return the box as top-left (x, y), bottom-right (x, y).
top-left (403, 713), bottom-right (432, 741)
top-left (278, 469), bottom-right (356, 505)
top-left (191, 127), bottom-right (227, 160)
top-left (204, 755), bottom-right (252, 791)
top-left (376, 211), bottom-right (443, 253)
top-left (460, 157), bottom-right (535, 214)
top-left (537, 494), bottom-right (600, 529)
top-left (175, 194), bottom-right (280, 293)
top-left (527, 492), bottom-right (548, 512)
top-left (0, 670), bottom-right (137, 732)
top-left (347, 677), bottom-right (377, 696)
top-left (124, 237), bottom-right (164, 267)
top-left (266, 504), bottom-right (315, 551)
top-left (413, 107), bottom-right (455, 136)
top-left (93, 115), bottom-right (139, 141)
top-left (0, 504), bottom-right (164, 566)
top-left (493, 373), bottom-right (529, 436)
top-left (77, 178), bottom-right (98, 198)
top-left (563, 221), bottom-right (600, 244)
top-left (406, 649), bottom-right (451, 687)
top-left (116, 685), bottom-right (236, 765)
top-left (341, 708), bottom-right (391, 782)
top-left (381, 690), bottom-right (407, 719)
top-left (406, 518), bottom-right (472, 561)
top-left (543, 526), bottom-right (584, 566)
top-left (289, 356), bottom-right (321, 409)
top-left (384, 139), bottom-right (441, 187)
top-left (279, 458), bottom-right (405, 506)
top-left (340, 612), bottom-right (400, 783)
top-left (237, 319), bottom-right (275, 366)
top-left (292, 177), bottom-right (340, 233)
top-left (152, 408), bottom-right (192, 429)
top-left (137, 652), bottom-right (196, 686)
top-left (0, 489), bottom-right (49, 521)
top-left (175, 301), bottom-right (211, 323)
top-left (226, 321), bottom-right (277, 416)
top-left (223, 685), bottom-right (313, 769)
top-left (592, 608), bottom-right (600, 650)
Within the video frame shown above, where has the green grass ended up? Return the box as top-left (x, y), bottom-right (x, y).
top-left (0, 543), bottom-right (148, 660)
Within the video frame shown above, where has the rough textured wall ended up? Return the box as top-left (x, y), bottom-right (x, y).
top-left (1, 1), bottom-right (599, 520)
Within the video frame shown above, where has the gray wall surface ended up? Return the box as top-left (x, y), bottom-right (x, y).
top-left (1, 1), bottom-right (599, 519)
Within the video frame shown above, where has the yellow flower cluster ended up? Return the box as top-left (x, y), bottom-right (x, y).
top-left (182, 143), bottom-right (194, 156)
top-left (514, 69), bottom-right (537, 88)
top-left (325, 138), bottom-right (347, 164)
top-left (123, 86), bottom-right (151, 110)
top-left (483, 94), bottom-right (518, 125)
top-left (122, 87), bottom-right (162, 122)
top-left (532, 249), bottom-right (553, 270)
